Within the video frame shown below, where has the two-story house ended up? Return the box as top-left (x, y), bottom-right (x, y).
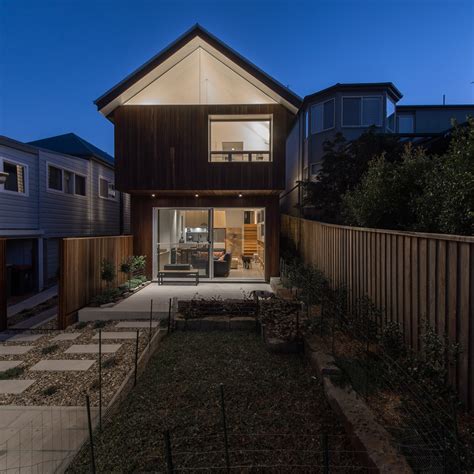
top-left (0, 133), bottom-right (130, 297)
top-left (94, 25), bottom-right (301, 282)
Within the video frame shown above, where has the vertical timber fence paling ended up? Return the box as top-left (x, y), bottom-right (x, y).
top-left (281, 214), bottom-right (474, 412)
top-left (0, 238), bottom-right (6, 331)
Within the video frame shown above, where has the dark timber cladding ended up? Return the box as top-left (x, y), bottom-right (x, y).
top-left (131, 195), bottom-right (280, 281)
top-left (0, 238), bottom-right (6, 330)
top-left (114, 104), bottom-right (293, 192)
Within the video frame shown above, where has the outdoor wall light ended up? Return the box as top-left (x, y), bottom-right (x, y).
top-left (238, 193), bottom-right (243, 198)
top-left (0, 171), bottom-right (8, 185)
top-left (151, 194), bottom-right (156, 198)
top-left (195, 193), bottom-right (199, 198)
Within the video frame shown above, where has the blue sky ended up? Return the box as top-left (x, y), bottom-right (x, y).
top-left (0, 0), bottom-right (473, 155)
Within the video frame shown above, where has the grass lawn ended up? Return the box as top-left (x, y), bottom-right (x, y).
top-left (68, 331), bottom-right (363, 472)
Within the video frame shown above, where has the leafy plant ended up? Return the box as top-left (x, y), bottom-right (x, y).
top-left (41, 343), bottom-right (59, 355)
top-left (101, 259), bottom-right (116, 288)
top-left (0, 366), bottom-right (24, 380)
top-left (93, 320), bottom-right (107, 329)
top-left (76, 321), bottom-right (88, 329)
top-left (42, 385), bottom-right (58, 396)
top-left (102, 356), bottom-right (117, 369)
top-left (91, 287), bottom-right (122, 305)
top-left (380, 321), bottom-right (406, 360)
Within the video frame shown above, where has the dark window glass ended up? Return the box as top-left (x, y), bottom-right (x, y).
top-left (3, 161), bottom-right (25, 193)
top-left (342, 98), bottom-right (361, 126)
top-left (75, 175), bottom-right (86, 196)
top-left (48, 165), bottom-right (62, 191)
top-left (362, 97), bottom-right (382, 126)
top-left (64, 170), bottom-right (74, 194)
top-left (323, 100), bottom-right (334, 129)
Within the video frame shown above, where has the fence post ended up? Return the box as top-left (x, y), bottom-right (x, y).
top-left (149, 299), bottom-right (153, 348)
top-left (167, 298), bottom-right (172, 334)
top-left (322, 432), bottom-right (329, 474)
top-left (85, 394), bottom-right (96, 474)
top-left (98, 329), bottom-right (102, 431)
top-left (163, 430), bottom-right (174, 473)
top-left (219, 384), bottom-right (231, 472)
top-left (134, 330), bottom-right (139, 387)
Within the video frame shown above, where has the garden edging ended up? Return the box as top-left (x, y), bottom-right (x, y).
top-left (304, 336), bottom-right (412, 473)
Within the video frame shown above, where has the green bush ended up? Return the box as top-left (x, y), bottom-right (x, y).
top-left (101, 259), bottom-right (116, 287)
top-left (41, 344), bottom-right (59, 355)
top-left (380, 321), bottom-right (406, 360)
top-left (42, 385), bottom-right (58, 396)
top-left (91, 287), bottom-right (121, 305)
top-left (0, 366), bottom-right (24, 380)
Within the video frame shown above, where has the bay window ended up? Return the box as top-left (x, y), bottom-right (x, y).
top-left (342, 96), bottom-right (383, 127)
top-left (311, 98), bottom-right (335, 133)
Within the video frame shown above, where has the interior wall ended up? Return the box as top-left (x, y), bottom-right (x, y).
top-left (210, 121), bottom-right (270, 151)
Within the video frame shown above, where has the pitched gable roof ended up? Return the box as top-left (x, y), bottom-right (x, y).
top-left (28, 133), bottom-right (114, 167)
top-left (95, 24), bottom-right (302, 116)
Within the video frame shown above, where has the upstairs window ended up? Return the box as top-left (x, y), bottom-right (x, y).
top-left (342, 96), bottom-right (382, 127)
top-left (48, 165), bottom-right (63, 191)
top-left (99, 177), bottom-right (116, 199)
top-left (1, 159), bottom-right (27, 194)
top-left (75, 174), bottom-right (86, 196)
top-left (209, 116), bottom-right (271, 162)
top-left (47, 163), bottom-right (87, 196)
top-left (386, 98), bottom-right (396, 131)
top-left (311, 98), bottom-right (335, 133)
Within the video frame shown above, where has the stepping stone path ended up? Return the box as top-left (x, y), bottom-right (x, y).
top-left (0, 380), bottom-right (35, 394)
top-left (52, 332), bottom-right (82, 341)
top-left (30, 360), bottom-right (95, 371)
top-left (93, 331), bottom-right (137, 340)
top-left (0, 346), bottom-right (33, 355)
top-left (116, 321), bottom-right (159, 328)
top-left (65, 344), bottom-right (122, 354)
top-left (0, 361), bottom-right (22, 372)
top-left (8, 333), bottom-right (44, 342)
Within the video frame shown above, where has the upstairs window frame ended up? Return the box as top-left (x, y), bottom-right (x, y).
top-left (342, 96), bottom-right (383, 128)
top-left (47, 162), bottom-right (87, 198)
top-left (99, 175), bottom-right (117, 200)
top-left (310, 98), bottom-right (336, 134)
top-left (0, 157), bottom-right (29, 196)
top-left (208, 115), bottom-right (273, 163)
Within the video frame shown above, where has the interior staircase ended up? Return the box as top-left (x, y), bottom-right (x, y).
top-left (243, 224), bottom-right (258, 256)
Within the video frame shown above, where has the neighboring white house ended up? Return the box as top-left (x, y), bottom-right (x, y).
top-left (0, 133), bottom-right (130, 298)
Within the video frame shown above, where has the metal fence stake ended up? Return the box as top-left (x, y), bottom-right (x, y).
top-left (163, 430), bottom-right (174, 473)
top-left (219, 384), bottom-right (231, 472)
top-left (98, 329), bottom-right (102, 431)
top-left (134, 329), bottom-right (139, 387)
top-left (322, 432), bottom-right (329, 474)
top-left (85, 394), bottom-right (96, 474)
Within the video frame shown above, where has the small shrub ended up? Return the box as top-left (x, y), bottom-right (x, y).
top-left (102, 356), bottom-right (117, 369)
top-left (41, 344), bottom-right (59, 355)
top-left (42, 385), bottom-right (58, 396)
top-left (91, 287), bottom-right (121, 305)
top-left (93, 320), bottom-right (107, 329)
top-left (101, 259), bottom-right (116, 287)
top-left (76, 321), bottom-right (88, 330)
top-left (90, 379), bottom-right (100, 390)
top-left (380, 321), bottom-right (406, 359)
top-left (0, 366), bottom-right (24, 380)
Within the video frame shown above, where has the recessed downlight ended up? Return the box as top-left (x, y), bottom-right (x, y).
top-left (238, 193), bottom-right (243, 198)
top-left (151, 194), bottom-right (156, 198)
top-left (195, 193), bottom-right (199, 198)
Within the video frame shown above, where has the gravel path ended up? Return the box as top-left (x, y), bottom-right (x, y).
top-left (68, 331), bottom-right (364, 472)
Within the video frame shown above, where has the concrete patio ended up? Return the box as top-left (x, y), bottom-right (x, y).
top-left (78, 282), bottom-right (272, 321)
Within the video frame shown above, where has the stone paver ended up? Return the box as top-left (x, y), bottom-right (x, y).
top-left (116, 321), bottom-right (159, 328)
top-left (51, 332), bottom-right (82, 341)
top-left (0, 380), bottom-right (35, 394)
top-left (8, 333), bottom-right (44, 342)
top-left (0, 361), bottom-right (22, 372)
top-left (30, 360), bottom-right (95, 371)
top-left (0, 346), bottom-right (33, 355)
top-left (65, 344), bottom-right (122, 354)
top-left (93, 331), bottom-right (137, 340)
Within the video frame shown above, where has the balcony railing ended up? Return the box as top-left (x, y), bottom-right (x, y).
top-left (209, 151), bottom-right (271, 162)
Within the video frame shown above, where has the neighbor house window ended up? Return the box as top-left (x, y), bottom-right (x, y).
top-left (99, 177), bottom-right (116, 199)
top-left (1, 160), bottom-right (27, 194)
top-left (342, 96), bottom-right (382, 127)
top-left (75, 174), bottom-right (86, 196)
top-left (209, 116), bottom-right (271, 162)
top-left (397, 114), bottom-right (415, 133)
top-left (48, 165), bottom-right (63, 191)
top-left (386, 98), bottom-right (396, 131)
top-left (47, 163), bottom-right (86, 196)
top-left (311, 98), bottom-right (335, 133)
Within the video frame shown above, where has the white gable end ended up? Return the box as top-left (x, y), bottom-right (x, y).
top-left (125, 47), bottom-right (276, 106)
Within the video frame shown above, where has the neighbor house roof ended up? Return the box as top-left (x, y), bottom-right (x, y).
top-left (28, 133), bottom-right (114, 167)
top-left (397, 104), bottom-right (474, 110)
top-left (302, 82), bottom-right (403, 108)
top-left (94, 24), bottom-right (302, 116)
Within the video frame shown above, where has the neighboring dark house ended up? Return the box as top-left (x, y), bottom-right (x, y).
top-left (282, 82), bottom-right (474, 216)
top-left (0, 133), bottom-right (130, 297)
top-left (94, 24), bottom-right (301, 282)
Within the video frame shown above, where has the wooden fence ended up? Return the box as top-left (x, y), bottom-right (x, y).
top-left (58, 235), bottom-right (133, 329)
top-left (282, 214), bottom-right (474, 410)
top-left (0, 239), bottom-right (6, 331)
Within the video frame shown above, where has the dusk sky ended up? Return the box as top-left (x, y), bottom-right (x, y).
top-left (1, 0), bottom-right (473, 156)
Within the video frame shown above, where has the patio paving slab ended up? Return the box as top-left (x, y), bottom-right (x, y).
top-left (116, 321), bottom-right (159, 328)
top-left (0, 380), bottom-right (35, 394)
top-left (0, 361), bottom-right (22, 372)
top-left (8, 333), bottom-right (44, 342)
top-left (92, 331), bottom-right (137, 340)
top-left (0, 346), bottom-right (34, 355)
top-left (51, 332), bottom-right (82, 341)
top-left (64, 344), bottom-right (122, 354)
top-left (30, 360), bottom-right (95, 371)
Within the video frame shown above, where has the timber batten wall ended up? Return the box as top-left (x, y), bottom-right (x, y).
top-left (281, 214), bottom-right (474, 410)
top-left (58, 235), bottom-right (133, 329)
top-left (0, 239), bottom-right (6, 330)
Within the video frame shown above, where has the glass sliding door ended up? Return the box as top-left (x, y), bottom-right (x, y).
top-left (155, 209), bottom-right (211, 278)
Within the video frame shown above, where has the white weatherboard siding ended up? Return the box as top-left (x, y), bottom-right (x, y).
top-left (0, 144), bottom-right (39, 232)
